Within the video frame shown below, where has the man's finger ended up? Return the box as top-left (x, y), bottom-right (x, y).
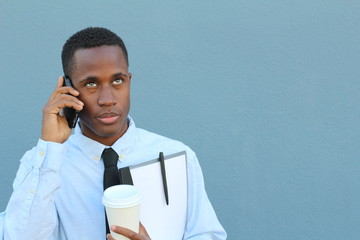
top-left (107, 233), bottom-right (115, 240)
top-left (139, 223), bottom-right (149, 237)
top-left (110, 224), bottom-right (150, 240)
top-left (56, 76), bottom-right (65, 88)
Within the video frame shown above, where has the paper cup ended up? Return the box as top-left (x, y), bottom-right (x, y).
top-left (102, 185), bottom-right (141, 240)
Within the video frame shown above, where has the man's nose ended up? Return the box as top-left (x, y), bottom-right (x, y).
top-left (98, 86), bottom-right (117, 106)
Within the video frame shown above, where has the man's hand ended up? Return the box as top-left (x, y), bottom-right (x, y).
top-left (107, 223), bottom-right (151, 240)
top-left (41, 76), bottom-right (84, 143)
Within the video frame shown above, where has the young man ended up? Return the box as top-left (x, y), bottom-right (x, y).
top-left (1, 27), bottom-right (226, 240)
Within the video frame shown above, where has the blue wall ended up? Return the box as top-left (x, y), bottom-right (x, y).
top-left (1, 1), bottom-right (360, 239)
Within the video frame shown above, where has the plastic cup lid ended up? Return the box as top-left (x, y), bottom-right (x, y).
top-left (102, 185), bottom-right (141, 208)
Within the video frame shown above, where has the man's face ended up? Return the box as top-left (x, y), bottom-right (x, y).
top-left (70, 45), bottom-right (131, 146)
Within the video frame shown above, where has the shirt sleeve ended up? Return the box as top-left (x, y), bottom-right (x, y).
top-left (183, 150), bottom-right (227, 240)
top-left (3, 139), bottom-right (65, 240)
top-left (0, 212), bottom-right (4, 240)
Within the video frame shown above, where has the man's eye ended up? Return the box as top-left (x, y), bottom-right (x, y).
top-left (85, 82), bottom-right (97, 87)
top-left (113, 78), bottom-right (123, 85)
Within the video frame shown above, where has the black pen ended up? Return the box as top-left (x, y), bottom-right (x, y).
top-left (159, 152), bottom-right (169, 205)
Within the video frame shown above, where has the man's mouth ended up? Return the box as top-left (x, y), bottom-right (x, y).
top-left (96, 112), bottom-right (120, 125)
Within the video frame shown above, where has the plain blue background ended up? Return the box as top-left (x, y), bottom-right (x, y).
top-left (1, 1), bottom-right (360, 239)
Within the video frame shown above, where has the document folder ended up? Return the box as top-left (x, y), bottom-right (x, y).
top-left (130, 151), bottom-right (188, 240)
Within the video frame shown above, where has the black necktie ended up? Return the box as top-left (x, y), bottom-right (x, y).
top-left (102, 148), bottom-right (120, 236)
top-left (102, 148), bottom-right (133, 236)
top-left (102, 148), bottom-right (120, 190)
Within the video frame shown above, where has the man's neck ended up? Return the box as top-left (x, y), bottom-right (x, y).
top-left (79, 117), bottom-right (130, 146)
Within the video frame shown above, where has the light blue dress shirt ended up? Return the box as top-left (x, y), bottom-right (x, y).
top-left (1, 117), bottom-right (226, 239)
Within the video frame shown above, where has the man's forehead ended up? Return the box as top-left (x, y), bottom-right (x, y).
top-left (70, 45), bottom-right (128, 79)
top-left (72, 46), bottom-right (126, 67)
top-left (73, 45), bottom-right (124, 59)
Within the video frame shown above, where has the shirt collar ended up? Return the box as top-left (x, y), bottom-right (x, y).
top-left (73, 116), bottom-right (138, 164)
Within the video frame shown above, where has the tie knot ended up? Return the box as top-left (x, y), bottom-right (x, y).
top-left (102, 148), bottom-right (119, 168)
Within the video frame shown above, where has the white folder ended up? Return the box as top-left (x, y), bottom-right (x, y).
top-left (130, 151), bottom-right (188, 240)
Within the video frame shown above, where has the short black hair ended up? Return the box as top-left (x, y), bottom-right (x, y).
top-left (61, 27), bottom-right (129, 77)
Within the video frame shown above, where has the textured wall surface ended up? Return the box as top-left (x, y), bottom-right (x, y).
top-left (1, 1), bottom-right (360, 239)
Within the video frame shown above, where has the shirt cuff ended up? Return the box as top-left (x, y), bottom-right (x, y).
top-left (34, 139), bottom-right (65, 171)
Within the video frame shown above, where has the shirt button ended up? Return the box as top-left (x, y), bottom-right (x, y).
top-left (94, 156), bottom-right (99, 161)
top-left (29, 189), bottom-right (35, 194)
top-left (119, 154), bottom-right (125, 159)
top-left (39, 151), bottom-right (45, 157)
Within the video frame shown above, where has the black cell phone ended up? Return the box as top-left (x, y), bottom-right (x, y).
top-left (63, 77), bottom-right (80, 128)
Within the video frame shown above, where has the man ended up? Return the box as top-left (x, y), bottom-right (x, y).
top-left (1, 27), bottom-right (226, 239)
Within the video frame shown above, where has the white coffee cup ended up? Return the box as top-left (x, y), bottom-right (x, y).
top-left (102, 185), bottom-right (141, 240)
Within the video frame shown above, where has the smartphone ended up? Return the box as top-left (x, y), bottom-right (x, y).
top-left (63, 77), bottom-right (80, 128)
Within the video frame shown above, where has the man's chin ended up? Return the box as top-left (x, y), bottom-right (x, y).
top-left (81, 122), bottom-right (123, 139)
top-left (94, 124), bottom-right (126, 137)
